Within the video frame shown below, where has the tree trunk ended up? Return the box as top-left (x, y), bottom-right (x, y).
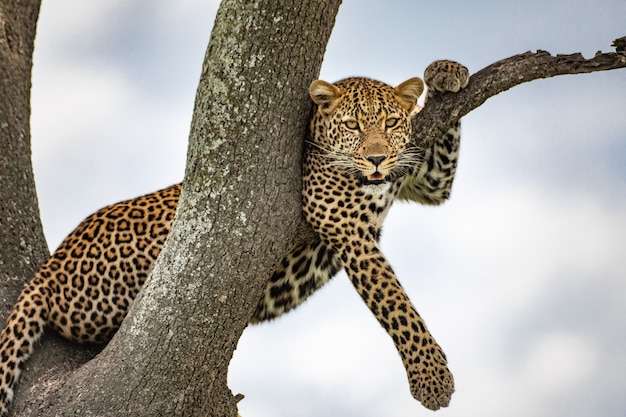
top-left (12, 1), bottom-right (340, 416)
top-left (0, 0), bottom-right (47, 311)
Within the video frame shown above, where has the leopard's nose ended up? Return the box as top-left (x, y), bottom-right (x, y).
top-left (367, 155), bottom-right (387, 167)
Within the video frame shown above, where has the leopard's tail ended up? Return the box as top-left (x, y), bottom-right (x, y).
top-left (0, 280), bottom-right (50, 417)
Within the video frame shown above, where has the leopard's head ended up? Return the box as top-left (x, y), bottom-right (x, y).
top-left (309, 76), bottom-right (423, 185)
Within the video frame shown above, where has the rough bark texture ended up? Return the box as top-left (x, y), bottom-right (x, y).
top-left (412, 38), bottom-right (626, 148)
top-left (0, 0), bottom-right (47, 312)
top-left (12, 1), bottom-right (340, 416)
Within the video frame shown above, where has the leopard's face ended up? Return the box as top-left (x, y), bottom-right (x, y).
top-left (309, 77), bottom-right (424, 185)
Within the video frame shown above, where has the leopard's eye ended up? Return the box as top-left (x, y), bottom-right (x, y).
top-left (344, 120), bottom-right (360, 131)
top-left (385, 117), bottom-right (400, 129)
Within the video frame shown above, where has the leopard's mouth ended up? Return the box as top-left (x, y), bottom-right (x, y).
top-left (359, 172), bottom-right (389, 186)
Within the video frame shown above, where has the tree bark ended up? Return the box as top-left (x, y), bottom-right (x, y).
top-left (0, 0), bottom-right (46, 312)
top-left (12, 1), bottom-right (340, 416)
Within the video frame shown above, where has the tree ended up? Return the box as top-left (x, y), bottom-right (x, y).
top-left (1, 1), bottom-right (625, 416)
top-left (4, 0), bottom-right (339, 416)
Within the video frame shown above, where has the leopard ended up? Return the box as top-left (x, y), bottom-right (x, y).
top-left (0, 59), bottom-right (468, 416)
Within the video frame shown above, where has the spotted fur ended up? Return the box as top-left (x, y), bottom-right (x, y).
top-left (0, 60), bottom-right (468, 415)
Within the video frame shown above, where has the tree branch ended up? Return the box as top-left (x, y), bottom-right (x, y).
top-left (412, 36), bottom-right (626, 147)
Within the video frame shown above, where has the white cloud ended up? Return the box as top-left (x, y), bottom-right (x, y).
top-left (521, 332), bottom-right (599, 395)
top-left (35, 0), bottom-right (127, 50)
top-left (31, 65), bottom-right (134, 153)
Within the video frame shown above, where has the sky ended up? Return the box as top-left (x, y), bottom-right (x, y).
top-left (29, 1), bottom-right (626, 417)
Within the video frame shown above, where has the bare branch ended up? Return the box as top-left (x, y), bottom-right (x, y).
top-left (412, 36), bottom-right (626, 147)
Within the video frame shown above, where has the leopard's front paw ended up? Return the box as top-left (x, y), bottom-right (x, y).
top-left (424, 60), bottom-right (469, 93)
top-left (408, 344), bottom-right (455, 410)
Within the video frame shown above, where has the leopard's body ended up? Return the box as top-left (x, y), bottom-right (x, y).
top-left (0, 60), bottom-right (468, 415)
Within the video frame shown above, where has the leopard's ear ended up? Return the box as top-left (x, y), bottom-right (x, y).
top-left (309, 80), bottom-right (343, 116)
top-left (394, 77), bottom-right (424, 113)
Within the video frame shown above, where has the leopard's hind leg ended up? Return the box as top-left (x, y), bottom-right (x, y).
top-left (251, 240), bottom-right (342, 323)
